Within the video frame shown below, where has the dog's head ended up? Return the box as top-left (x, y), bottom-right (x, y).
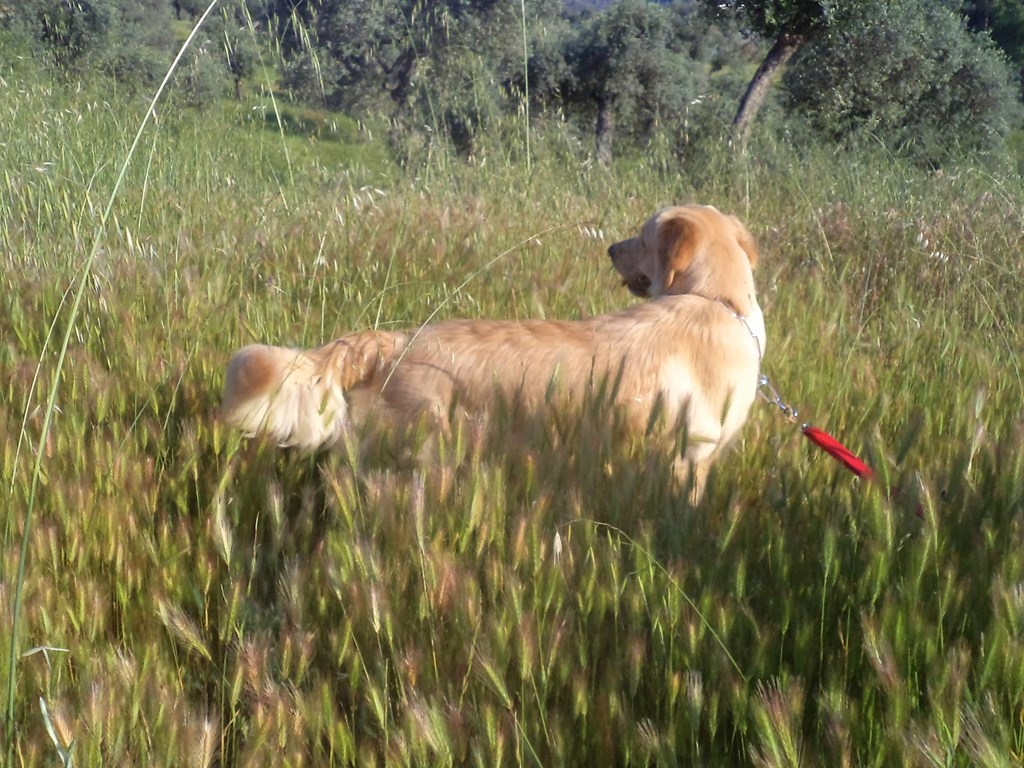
top-left (608, 205), bottom-right (759, 302)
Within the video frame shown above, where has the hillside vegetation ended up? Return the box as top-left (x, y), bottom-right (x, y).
top-left (4, 8), bottom-right (1024, 767)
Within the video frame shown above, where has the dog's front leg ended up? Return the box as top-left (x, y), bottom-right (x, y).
top-left (672, 455), bottom-right (712, 506)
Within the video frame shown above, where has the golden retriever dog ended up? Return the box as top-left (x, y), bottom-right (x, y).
top-left (220, 204), bottom-right (765, 503)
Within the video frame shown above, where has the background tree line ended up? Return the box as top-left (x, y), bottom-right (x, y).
top-left (1, 0), bottom-right (1022, 166)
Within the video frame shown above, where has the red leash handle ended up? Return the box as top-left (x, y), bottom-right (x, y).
top-left (758, 375), bottom-right (876, 482)
top-left (801, 425), bottom-right (875, 481)
top-left (757, 376), bottom-right (919, 510)
top-left (802, 423), bottom-right (922, 518)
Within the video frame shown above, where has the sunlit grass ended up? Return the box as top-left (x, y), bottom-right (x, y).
top-left (3, 62), bottom-right (1024, 766)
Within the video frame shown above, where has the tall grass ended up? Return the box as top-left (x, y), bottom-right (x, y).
top-left (4, 4), bottom-right (226, 750)
top-left (3, 55), bottom-right (1024, 766)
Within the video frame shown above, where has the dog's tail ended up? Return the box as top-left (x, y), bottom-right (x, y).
top-left (220, 331), bottom-right (406, 450)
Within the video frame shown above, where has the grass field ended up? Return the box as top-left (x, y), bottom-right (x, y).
top-left (4, 66), bottom-right (1024, 767)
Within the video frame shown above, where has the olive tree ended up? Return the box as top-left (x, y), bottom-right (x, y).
top-left (708, 0), bottom-right (835, 149)
top-left (4, 0), bottom-right (179, 89)
top-left (270, 0), bottom-right (563, 153)
top-left (784, 0), bottom-right (1023, 163)
top-left (565, 0), bottom-right (738, 164)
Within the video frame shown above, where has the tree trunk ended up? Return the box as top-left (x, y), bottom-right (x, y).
top-left (596, 94), bottom-right (614, 166)
top-left (732, 31), bottom-right (806, 152)
top-left (385, 47), bottom-right (418, 109)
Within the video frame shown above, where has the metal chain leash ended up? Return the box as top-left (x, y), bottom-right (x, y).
top-left (757, 374), bottom-right (800, 425)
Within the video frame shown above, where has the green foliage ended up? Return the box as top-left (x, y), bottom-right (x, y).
top-left (4, 0), bottom-right (1022, 165)
top-left (571, 3), bottom-right (688, 123)
top-left (3, 0), bottom-right (178, 87)
top-left (783, 0), bottom-right (1024, 164)
top-left (172, 0), bottom-right (211, 19)
top-left (0, 0), bottom-right (254, 105)
top-left (965, 0), bottom-right (1024, 78)
top-left (273, 0), bottom-right (564, 155)
top-left (223, 20), bottom-right (259, 99)
top-left (173, 36), bottom-right (233, 107)
top-left (15, 0), bottom-right (118, 68)
top-left (564, 0), bottom-right (754, 161)
top-left (712, 0), bottom-right (834, 38)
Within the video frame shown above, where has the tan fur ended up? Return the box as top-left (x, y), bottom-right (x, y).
top-left (220, 204), bottom-right (766, 503)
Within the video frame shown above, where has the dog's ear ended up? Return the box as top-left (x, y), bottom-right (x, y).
top-left (657, 213), bottom-right (697, 293)
top-left (731, 216), bottom-right (759, 269)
